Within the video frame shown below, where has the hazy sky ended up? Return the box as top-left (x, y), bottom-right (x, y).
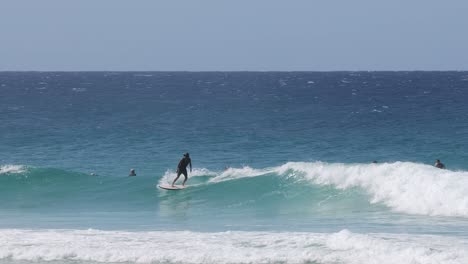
top-left (1, 0), bottom-right (467, 71)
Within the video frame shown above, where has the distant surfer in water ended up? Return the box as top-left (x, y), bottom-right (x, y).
top-left (129, 169), bottom-right (136, 176)
top-left (434, 159), bottom-right (445, 169)
top-left (172, 153), bottom-right (192, 186)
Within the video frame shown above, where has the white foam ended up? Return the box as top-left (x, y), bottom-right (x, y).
top-left (0, 229), bottom-right (466, 264)
top-left (134, 74), bottom-right (153, 77)
top-left (0, 165), bottom-right (25, 174)
top-left (158, 168), bottom-right (217, 185)
top-left (71, 87), bottom-right (87, 92)
top-left (278, 162), bottom-right (468, 217)
top-left (176, 162), bottom-right (468, 217)
top-left (209, 166), bottom-right (275, 183)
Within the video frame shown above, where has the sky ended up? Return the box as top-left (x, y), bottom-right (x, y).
top-left (1, 0), bottom-right (468, 71)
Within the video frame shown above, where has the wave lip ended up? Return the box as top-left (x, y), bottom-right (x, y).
top-left (1, 229), bottom-right (467, 264)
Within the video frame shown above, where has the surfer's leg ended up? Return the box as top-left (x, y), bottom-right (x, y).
top-left (172, 171), bottom-right (182, 186)
top-left (182, 171), bottom-right (188, 186)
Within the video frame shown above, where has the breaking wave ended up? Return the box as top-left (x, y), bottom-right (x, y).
top-left (2, 161), bottom-right (468, 217)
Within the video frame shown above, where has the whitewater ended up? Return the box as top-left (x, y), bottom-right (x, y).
top-left (3, 161), bottom-right (468, 219)
top-left (157, 161), bottom-right (468, 218)
top-left (1, 229), bottom-right (467, 264)
top-left (2, 71), bottom-right (468, 264)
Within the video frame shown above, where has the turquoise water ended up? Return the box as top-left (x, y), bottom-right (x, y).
top-left (1, 72), bottom-right (468, 263)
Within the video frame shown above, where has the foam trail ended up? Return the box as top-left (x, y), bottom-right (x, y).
top-left (0, 229), bottom-right (466, 264)
top-left (158, 168), bottom-right (217, 185)
top-left (209, 166), bottom-right (275, 183)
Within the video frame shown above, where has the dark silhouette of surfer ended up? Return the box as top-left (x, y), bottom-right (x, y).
top-left (434, 159), bottom-right (445, 169)
top-left (172, 153), bottom-right (192, 186)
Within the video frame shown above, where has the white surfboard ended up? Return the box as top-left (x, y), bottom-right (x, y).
top-left (158, 184), bottom-right (186, 190)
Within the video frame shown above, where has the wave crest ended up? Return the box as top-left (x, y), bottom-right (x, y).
top-left (4, 162), bottom-right (468, 218)
top-left (160, 161), bottom-right (468, 217)
top-left (0, 165), bottom-right (26, 174)
top-left (278, 162), bottom-right (468, 217)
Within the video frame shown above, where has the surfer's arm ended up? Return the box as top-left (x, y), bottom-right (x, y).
top-left (189, 160), bottom-right (192, 172)
top-left (176, 159), bottom-right (183, 172)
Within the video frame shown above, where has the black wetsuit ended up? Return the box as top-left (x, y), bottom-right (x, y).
top-left (177, 157), bottom-right (192, 176)
top-left (435, 162), bottom-right (445, 169)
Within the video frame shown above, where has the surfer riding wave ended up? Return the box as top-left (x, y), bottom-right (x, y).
top-left (172, 153), bottom-right (192, 187)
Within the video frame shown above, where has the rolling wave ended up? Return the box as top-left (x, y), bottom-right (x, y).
top-left (160, 161), bottom-right (468, 217)
top-left (3, 161), bottom-right (468, 218)
top-left (279, 161), bottom-right (468, 217)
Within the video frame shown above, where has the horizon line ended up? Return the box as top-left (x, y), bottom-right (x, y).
top-left (1, 70), bottom-right (468, 73)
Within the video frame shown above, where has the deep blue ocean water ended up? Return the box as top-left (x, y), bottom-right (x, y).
top-left (1, 72), bottom-right (468, 264)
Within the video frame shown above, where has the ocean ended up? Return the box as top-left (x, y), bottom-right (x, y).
top-left (1, 71), bottom-right (468, 263)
